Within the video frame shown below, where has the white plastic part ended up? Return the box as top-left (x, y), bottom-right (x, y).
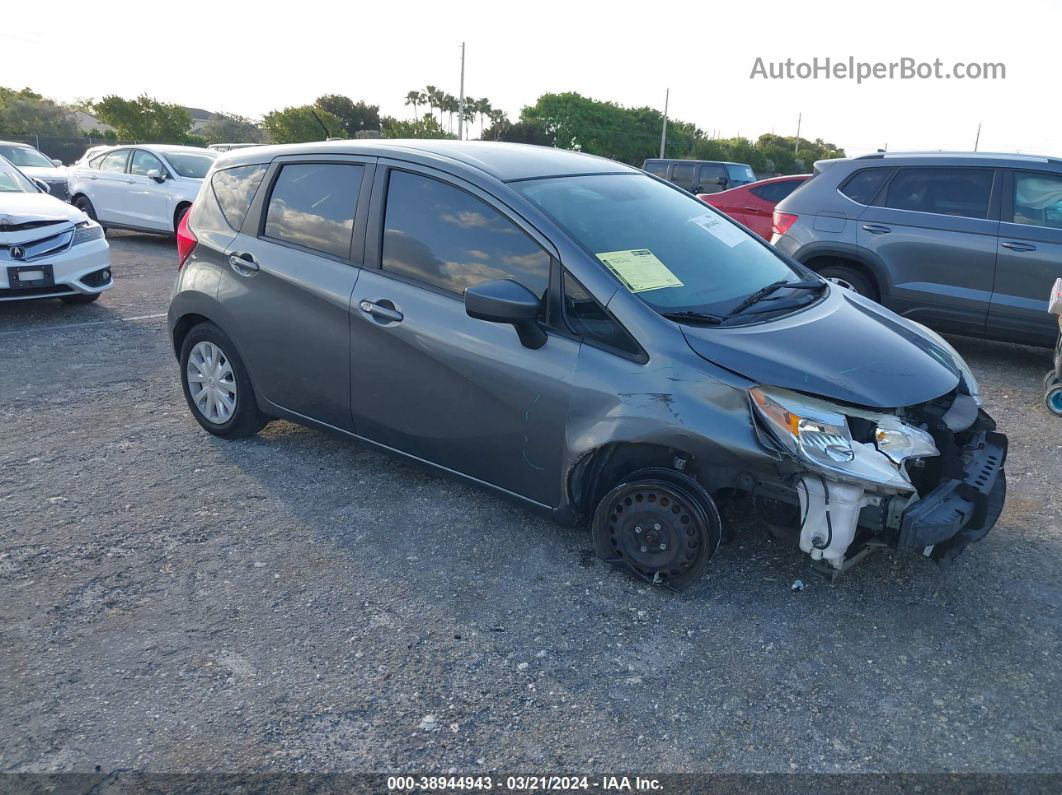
top-left (1049, 277), bottom-right (1062, 315)
top-left (797, 475), bottom-right (870, 569)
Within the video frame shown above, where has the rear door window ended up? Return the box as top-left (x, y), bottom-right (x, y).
top-left (1012, 171), bottom-right (1062, 230)
top-left (670, 163), bottom-right (696, 188)
top-left (213, 164), bottom-right (268, 231)
top-left (381, 170), bottom-right (550, 299)
top-left (263, 163), bottom-right (363, 258)
top-left (839, 168), bottom-right (890, 205)
top-left (99, 150), bottom-right (129, 173)
top-left (884, 167), bottom-right (993, 219)
top-left (644, 162), bottom-right (668, 176)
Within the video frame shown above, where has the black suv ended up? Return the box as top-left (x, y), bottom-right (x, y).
top-left (642, 159), bottom-right (756, 194)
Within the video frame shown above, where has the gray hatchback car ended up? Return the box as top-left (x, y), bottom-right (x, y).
top-left (168, 141), bottom-right (1006, 589)
top-left (772, 152), bottom-right (1062, 347)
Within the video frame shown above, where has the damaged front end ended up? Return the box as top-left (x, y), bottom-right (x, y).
top-left (748, 383), bottom-right (1007, 572)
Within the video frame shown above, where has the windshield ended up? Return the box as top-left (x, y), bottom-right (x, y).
top-left (0, 145), bottom-right (54, 169)
top-left (514, 173), bottom-right (803, 316)
top-left (727, 164), bottom-right (756, 182)
top-left (162, 151), bottom-right (216, 179)
top-left (0, 157), bottom-right (36, 192)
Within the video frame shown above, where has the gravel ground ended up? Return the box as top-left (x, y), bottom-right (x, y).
top-left (1, 232), bottom-right (1060, 775)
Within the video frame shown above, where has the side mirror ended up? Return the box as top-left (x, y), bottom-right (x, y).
top-left (32, 178), bottom-right (51, 194)
top-left (50, 158), bottom-right (63, 167)
top-left (464, 279), bottom-right (546, 349)
top-left (146, 169), bottom-right (166, 183)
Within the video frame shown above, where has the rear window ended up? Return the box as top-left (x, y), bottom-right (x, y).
top-left (212, 164), bottom-right (267, 231)
top-left (839, 168), bottom-right (890, 205)
top-left (751, 179), bottom-right (805, 203)
top-left (163, 152), bottom-right (217, 179)
top-left (884, 167), bottom-right (993, 219)
top-left (263, 163), bottom-right (363, 258)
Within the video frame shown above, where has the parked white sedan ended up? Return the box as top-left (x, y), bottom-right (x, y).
top-left (0, 156), bottom-right (111, 304)
top-left (67, 144), bottom-right (217, 236)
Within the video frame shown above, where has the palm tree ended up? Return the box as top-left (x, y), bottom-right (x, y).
top-left (442, 93), bottom-right (458, 134)
top-left (404, 90), bottom-right (424, 119)
top-left (475, 98), bottom-right (493, 138)
top-left (424, 85), bottom-right (441, 123)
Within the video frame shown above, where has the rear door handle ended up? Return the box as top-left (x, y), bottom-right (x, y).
top-left (862, 223), bottom-right (891, 234)
top-left (1001, 241), bottom-right (1036, 252)
top-left (228, 252), bottom-right (259, 275)
top-left (359, 300), bottom-right (404, 323)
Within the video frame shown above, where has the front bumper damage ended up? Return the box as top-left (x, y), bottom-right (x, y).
top-left (751, 389), bottom-right (1008, 572)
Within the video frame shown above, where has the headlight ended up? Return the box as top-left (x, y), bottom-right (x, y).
top-left (912, 322), bottom-right (981, 406)
top-left (749, 385), bottom-right (923, 492)
top-left (873, 415), bottom-right (939, 464)
top-left (72, 220), bottom-right (104, 246)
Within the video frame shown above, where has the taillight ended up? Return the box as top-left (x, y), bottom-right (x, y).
top-left (772, 211), bottom-right (798, 237)
top-left (176, 209), bottom-right (197, 269)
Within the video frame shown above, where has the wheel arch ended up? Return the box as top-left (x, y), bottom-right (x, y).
top-left (794, 243), bottom-right (893, 300)
top-left (173, 201), bottom-right (192, 233)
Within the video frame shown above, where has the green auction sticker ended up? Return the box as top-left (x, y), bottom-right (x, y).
top-left (596, 249), bottom-right (684, 293)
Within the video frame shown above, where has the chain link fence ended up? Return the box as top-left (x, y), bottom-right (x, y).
top-left (1, 134), bottom-right (139, 165)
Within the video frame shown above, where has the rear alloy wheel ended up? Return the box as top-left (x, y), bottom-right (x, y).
top-left (817, 265), bottom-right (878, 301)
top-left (1046, 384), bottom-right (1062, 417)
top-left (179, 323), bottom-right (268, 438)
top-left (592, 472), bottom-right (722, 591)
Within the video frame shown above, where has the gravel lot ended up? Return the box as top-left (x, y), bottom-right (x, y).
top-left (1, 232), bottom-right (1060, 775)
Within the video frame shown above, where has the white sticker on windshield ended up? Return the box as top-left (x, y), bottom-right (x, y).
top-left (691, 214), bottom-right (748, 248)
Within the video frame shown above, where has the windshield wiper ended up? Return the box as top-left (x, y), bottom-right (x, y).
top-left (729, 279), bottom-right (825, 316)
top-left (660, 309), bottom-right (726, 325)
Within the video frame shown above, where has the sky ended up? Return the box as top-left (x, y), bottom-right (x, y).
top-left (4, 0), bottom-right (1060, 158)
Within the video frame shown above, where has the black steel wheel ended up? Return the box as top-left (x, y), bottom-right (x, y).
top-left (592, 472), bottom-right (721, 591)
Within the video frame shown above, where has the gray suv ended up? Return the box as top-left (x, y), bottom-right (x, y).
top-left (772, 152), bottom-right (1062, 347)
top-left (168, 141), bottom-right (1006, 589)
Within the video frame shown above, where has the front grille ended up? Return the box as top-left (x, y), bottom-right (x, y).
top-left (0, 227), bottom-right (74, 261)
top-left (44, 179), bottom-right (69, 201)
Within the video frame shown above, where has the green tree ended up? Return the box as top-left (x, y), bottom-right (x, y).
top-left (483, 118), bottom-right (553, 146)
top-left (441, 93), bottom-right (458, 134)
top-left (381, 114), bottom-right (452, 139)
top-left (404, 90), bottom-right (425, 119)
top-left (314, 95), bottom-right (380, 136)
top-left (424, 85), bottom-right (443, 123)
top-left (199, 112), bottom-right (264, 145)
top-left (0, 86), bottom-right (77, 136)
top-left (262, 105), bottom-right (345, 143)
top-left (91, 95), bottom-right (194, 142)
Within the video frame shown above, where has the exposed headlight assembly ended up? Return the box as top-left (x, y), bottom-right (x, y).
top-left (72, 220), bottom-right (104, 246)
top-left (749, 386), bottom-right (931, 492)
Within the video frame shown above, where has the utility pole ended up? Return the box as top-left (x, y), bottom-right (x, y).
top-left (794, 113), bottom-right (802, 156)
top-left (974, 122), bottom-right (981, 152)
top-left (658, 88), bottom-right (669, 159)
top-left (457, 42), bottom-right (466, 141)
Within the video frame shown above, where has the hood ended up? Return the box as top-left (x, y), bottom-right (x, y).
top-left (16, 164), bottom-right (67, 179)
top-left (0, 192), bottom-right (86, 236)
top-left (681, 287), bottom-right (961, 409)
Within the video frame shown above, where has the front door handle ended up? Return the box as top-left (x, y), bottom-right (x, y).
top-left (228, 252), bottom-right (259, 275)
top-left (359, 300), bottom-right (404, 323)
top-left (862, 223), bottom-right (891, 234)
top-left (1001, 241), bottom-right (1036, 252)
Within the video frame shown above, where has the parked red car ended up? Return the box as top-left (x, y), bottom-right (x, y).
top-left (699, 175), bottom-right (810, 240)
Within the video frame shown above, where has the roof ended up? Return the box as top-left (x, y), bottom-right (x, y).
top-left (0, 140), bottom-right (34, 148)
top-left (137, 144), bottom-right (218, 156)
top-left (220, 140), bottom-right (638, 182)
top-left (854, 151), bottom-right (1061, 165)
top-left (643, 158), bottom-right (750, 167)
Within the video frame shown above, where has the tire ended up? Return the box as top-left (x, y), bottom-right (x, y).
top-left (174, 204), bottom-right (190, 234)
top-left (1045, 384), bottom-right (1062, 417)
top-left (179, 322), bottom-right (268, 438)
top-left (73, 195), bottom-right (99, 225)
top-left (592, 468), bottom-right (722, 591)
top-left (60, 292), bottom-right (101, 305)
top-left (817, 264), bottom-right (879, 302)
